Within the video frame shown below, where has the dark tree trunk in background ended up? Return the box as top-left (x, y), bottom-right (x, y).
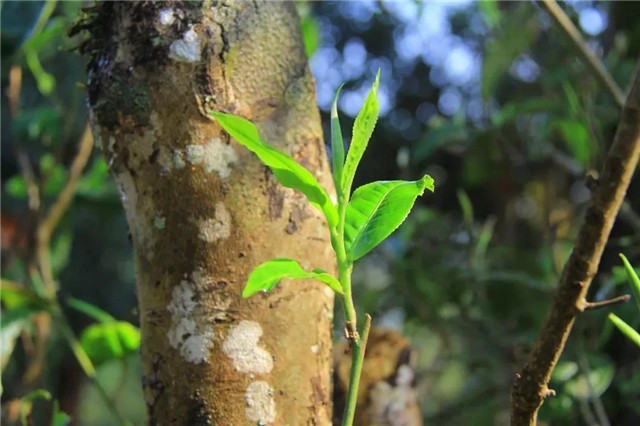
top-left (82, 2), bottom-right (335, 424)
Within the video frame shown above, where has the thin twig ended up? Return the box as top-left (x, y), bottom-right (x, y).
top-left (36, 124), bottom-right (93, 289)
top-left (510, 65), bottom-right (640, 425)
top-left (7, 65), bottom-right (22, 117)
top-left (538, 0), bottom-right (626, 108)
top-left (582, 294), bottom-right (630, 311)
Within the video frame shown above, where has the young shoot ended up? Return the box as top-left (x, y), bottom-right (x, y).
top-left (212, 70), bottom-right (434, 425)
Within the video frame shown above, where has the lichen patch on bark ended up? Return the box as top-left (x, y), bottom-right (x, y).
top-left (223, 320), bottom-right (273, 374)
top-left (245, 381), bottom-right (276, 424)
top-left (198, 202), bottom-right (231, 243)
top-left (168, 27), bottom-right (201, 63)
top-left (157, 8), bottom-right (176, 26)
top-left (167, 279), bottom-right (214, 364)
top-left (185, 137), bottom-right (237, 178)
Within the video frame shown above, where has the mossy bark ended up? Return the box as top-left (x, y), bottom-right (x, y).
top-left (82, 2), bottom-right (334, 424)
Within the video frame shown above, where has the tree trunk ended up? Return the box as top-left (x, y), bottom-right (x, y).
top-left (82, 2), bottom-right (334, 424)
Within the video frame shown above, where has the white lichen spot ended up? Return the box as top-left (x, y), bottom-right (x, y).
top-left (245, 381), bottom-right (276, 424)
top-left (153, 216), bottom-right (166, 230)
top-left (202, 138), bottom-right (237, 177)
top-left (311, 344), bottom-right (320, 354)
top-left (168, 281), bottom-right (197, 317)
top-left (168, 27), bottom-right (201, 63)
top-left (199, 202), bottom-right (231, 242)
top-left (173, 150), bottom-right (186, 169)
top-left (186, 144), bottom-right (204, 164)
top-left (185, 138), bottom-right (237, 178)
top-left (158, 8), bottom-right (175, 26)
top-left (166, 280), bottom-right (214, 364)
top-left (223, 320), bottom-right (273, 374)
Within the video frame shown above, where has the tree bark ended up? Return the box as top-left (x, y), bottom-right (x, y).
top-left (81, 2), bottom-right (334, 424)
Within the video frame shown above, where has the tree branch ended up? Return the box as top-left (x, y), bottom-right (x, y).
top-left (510, 65), bottom-right (640, 425)
top-left (36, 124), bottom-right (93, 288)
top-left (538, 0), bottom-right (626, 108)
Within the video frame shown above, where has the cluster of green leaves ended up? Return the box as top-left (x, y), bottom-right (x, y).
top-left (1, 4), bottom-right (137, 422)
top-left (0, 284), bottom-right (140, 372)
top-left (212, 71), bottom-right (434, 298)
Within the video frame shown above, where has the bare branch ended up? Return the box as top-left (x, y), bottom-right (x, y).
top-left (538, 0), bottom-right (626, 108)
top-left (582, 294), bottom-right (631, 311)
top-left (36, 125), bottom-right (93, 288)
top-left (510, 65), bottom-right (640, 425)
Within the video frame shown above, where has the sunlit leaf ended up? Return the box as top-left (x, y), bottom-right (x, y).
top-left (212, 112), bottom-right (338, 228)
top-left (344, 175), bottom-right (434, 261)
top-left (80, 321), bottom-right (141, 366)
top-left (619, 253), bottom-right (640, 311)
top-left (341, 70), bottom-right (380, 197)
top-left (331, 84), bottom-right (345, 192)
top-left (300, 13), bottom-right (320, 57)
top-left (609, 313), bottom-right (640, 347)
top-left (243, 258), bottom-right (342, 298)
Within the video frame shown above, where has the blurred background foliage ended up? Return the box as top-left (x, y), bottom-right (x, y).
top-left (1, 1), bottom-right (639, 425)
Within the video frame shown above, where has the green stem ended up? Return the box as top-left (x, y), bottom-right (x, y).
top-left (54, 307), bottom-right (131, 426)
top-left (334, 173), bottom-right (373, 425)
top-left (341, 314), bottom-right (372, 426)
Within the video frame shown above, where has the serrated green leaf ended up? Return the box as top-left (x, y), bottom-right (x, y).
top-left (331, 84), bottom-right (345, 191)
top-left (608, 313), bottom-right (640, 347)
top-left (344, 175), bottom-right (434, 261)
top-left (80, 321), bottom-right (140, 366)
top-left (243, 258), bottom-right (342, 298)
top-left (619, 253), bottom-right (640, 312)
top-left (341, 70), bottom-right (380, 198)
top-left (212, 112), bottom-right (338, 228)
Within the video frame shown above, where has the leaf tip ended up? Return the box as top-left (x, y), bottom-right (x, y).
top-left (332, 84), bottom-right (345, 118)
top-left (421, 174), bottom-right (435, 192)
